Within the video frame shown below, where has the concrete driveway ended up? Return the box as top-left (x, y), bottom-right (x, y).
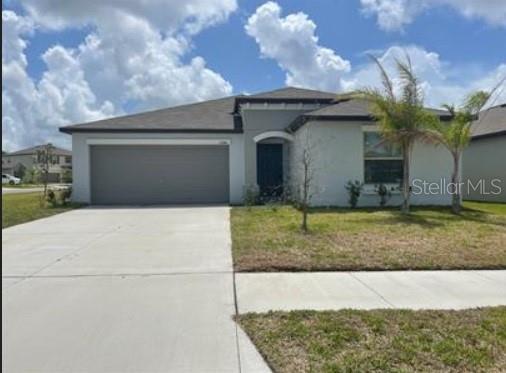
top-left (2, 206), bottom-right (268, 373)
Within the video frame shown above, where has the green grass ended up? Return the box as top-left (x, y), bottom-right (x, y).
top-left (231, 202), bottom-right (506, 271)
top-left (237, 307), bottom-right (506, 373)
top-left (2, 192), bottom-right (81, 228)
top-left (464, 200), bottom-right (506, 215)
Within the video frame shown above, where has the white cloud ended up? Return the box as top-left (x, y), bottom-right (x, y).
top-left (2, 10), bottom-right (114, 151)
top-left (245, 1), bottom-right (350, 92)
top-left (21, 0), bottom-right (237, 35)
top-left (360, 0), bottom-right (506, 31)
top-left (245, 3), bottom-right (505, 108)
top-left (2, 1), bottom-right (237, 150)
top-left (343, 45), bottom-right (506, 108)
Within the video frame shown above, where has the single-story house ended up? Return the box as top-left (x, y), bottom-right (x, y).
top-left (463, 104), bottom-right (506, 203)
top-left (2, 144), bottom-right (72, 183)
top-left (60, 87), bottom-right (455, 206)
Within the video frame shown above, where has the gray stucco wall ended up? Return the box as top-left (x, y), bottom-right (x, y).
top-left (71, 132), bottom-right (245, 204)
top-left (463, 136), bottom-right (506, 202)
top-left (241, 108), bottom-right (308, 187)
top-left (289, 121), bottom-right (454, 207)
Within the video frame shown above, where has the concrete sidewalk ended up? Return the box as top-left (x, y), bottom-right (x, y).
top-left (2, 187), bottom-right (43, 194)
top-left (236, 270), bottom-right (506, 313)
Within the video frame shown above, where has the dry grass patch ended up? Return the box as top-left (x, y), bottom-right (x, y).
top-left (231, 202), bottom-right (506, 271)
top-left (237, 307), bottom-right (506, 373)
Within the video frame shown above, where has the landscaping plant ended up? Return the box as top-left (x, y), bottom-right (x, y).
top-left (357, 53), bottom-right (438, 213)
top-left (345, 180), bottom-right (363, 208)
top-left (427, 84), bottom-right (502, 214)
top-left (375, 183), bottom-right (392, 207)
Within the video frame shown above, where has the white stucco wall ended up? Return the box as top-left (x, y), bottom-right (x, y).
top-left (463, 136), bottom-right (506, 202)
top-left (70, 132), bottom-right (245, 204)
top-left (290, 121), bottom-right (453, 207)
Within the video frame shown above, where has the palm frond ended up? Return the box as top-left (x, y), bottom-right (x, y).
top-left (368, 54), bottom-right (395, 101)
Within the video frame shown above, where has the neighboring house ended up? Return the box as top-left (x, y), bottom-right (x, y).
top-left (60, 87), bottom-right (454, 206)
top-left (463, 104), bottom-right (506, 203)
top-left (2, 144), bottom-right (72, 183)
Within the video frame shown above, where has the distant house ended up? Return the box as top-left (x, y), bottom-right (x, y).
top-left (463, 104), bottom-right (506, 203)
top-left (2, 144), bottom-right (72, 183)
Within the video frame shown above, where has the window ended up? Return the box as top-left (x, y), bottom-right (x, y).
top-left (364, 131), bottom-right (403, 184)
top-left (65, 156), bottom-right (72, 164)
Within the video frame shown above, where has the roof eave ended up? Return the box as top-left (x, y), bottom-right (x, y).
top-left (287, 113), bottom-right (453, 132)
top-left (471, 130), bottom-right (506, 141)
top-left (59, 127), bottom-right (243, 134)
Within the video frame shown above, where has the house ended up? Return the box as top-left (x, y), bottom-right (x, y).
top-left (2, 144), bottom-right (72, 183)
top-left (463, 104), bottom-right (506, 203)
top-left (60, 87), bottom-right (455, 206)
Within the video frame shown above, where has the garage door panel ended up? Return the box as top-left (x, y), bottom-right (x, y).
top-left (90, 145), bottom-right (229, 205)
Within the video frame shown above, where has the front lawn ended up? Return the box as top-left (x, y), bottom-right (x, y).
top-left (2, 192), bottom-right (81, 229)
top-left (237, 307), bottom-right (506, 373)
top-left (231, 202), bottom-right (506, 271)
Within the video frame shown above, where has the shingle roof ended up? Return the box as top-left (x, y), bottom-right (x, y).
top-left (59, 87), bottom-right (460, 134)
top-left (7, 144), bottom-right (71, 156)
top-left (287, 98), bottom-right (453, 132)
top-left (303, 98), bottom-right (452, 118)
top-left (60, 96), bottom-right (240, 134)
top-left (245, 87), bottom-right (337, 100)
top-left (59, 87), bottom-right (339, 134)
top-left (471, 104), bottom-right (506, 139)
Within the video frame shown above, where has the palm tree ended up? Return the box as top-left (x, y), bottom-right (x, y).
top-left (357, 54), bottom-right (438, 213)
top-left (428, 91), bottom-right (493, 214)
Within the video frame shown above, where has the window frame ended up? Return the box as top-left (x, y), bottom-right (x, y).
top-left (363, 128), bottom-right (404, 185)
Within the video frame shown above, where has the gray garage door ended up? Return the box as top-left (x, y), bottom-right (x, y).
top-left (90, 145), bottom-right (229, 205)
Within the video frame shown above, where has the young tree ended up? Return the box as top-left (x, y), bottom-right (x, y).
top-left (292, 128), bottom-right (321, 232)
top-left (357, 54), bottom-right (438, 213)
top-left (35, 143), bottom-right (55, 197)
top-left (428, 88), bottom-right (499, 214)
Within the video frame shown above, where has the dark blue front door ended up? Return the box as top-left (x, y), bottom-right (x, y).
top-left (257, 143), bottom-right (283, 197)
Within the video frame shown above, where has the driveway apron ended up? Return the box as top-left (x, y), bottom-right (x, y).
top-left (2, 206), bottom-right (268, 373)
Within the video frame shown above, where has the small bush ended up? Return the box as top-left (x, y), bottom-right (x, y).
top-left (22, 167), bottom-right (41, 184)
top-left (59, 187), bottom-right (72, 206)
top-left (244, 184), bottom-right (260, 206)
top-left (375, 184), bottom-right (392, 207)
top-left (46, 189), bottom-right (58, 207)
top-left (345, 180), bottom-right (363, 208)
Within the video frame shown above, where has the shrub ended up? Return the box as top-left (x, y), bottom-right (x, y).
top-left (22, 167), bottom-right (41, 184)
top-left (244, 184), bottom-right (260, 206)
top-left (345, 180), bottom-right (363, 208)
top-left (46, 189), bottom-right (58, 207)
top-left (59, 187), bottom-right (72, 206)
top-left (13, 163), bottom-right (26, 179)
top-left (375, 183), bottom-right (392, 207)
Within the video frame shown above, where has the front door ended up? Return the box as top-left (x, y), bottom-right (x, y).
top-left (257, 143), bottom-right (283, 198)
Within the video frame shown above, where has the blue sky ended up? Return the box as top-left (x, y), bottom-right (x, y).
top-left (2, 0), bottom-right (506, 150)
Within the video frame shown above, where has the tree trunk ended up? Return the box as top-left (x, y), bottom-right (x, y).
top-left (401, 144), bottom-right (411, 214)
top-left (451, 152), bottom-right (461, 214)
top-left (302, 208), bottom-right (308, 232)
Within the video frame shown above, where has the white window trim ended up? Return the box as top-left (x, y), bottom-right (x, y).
top-left (253, 131), bottom-right (294, 143)
top-left (363, 130), bottom-right (404, 186)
